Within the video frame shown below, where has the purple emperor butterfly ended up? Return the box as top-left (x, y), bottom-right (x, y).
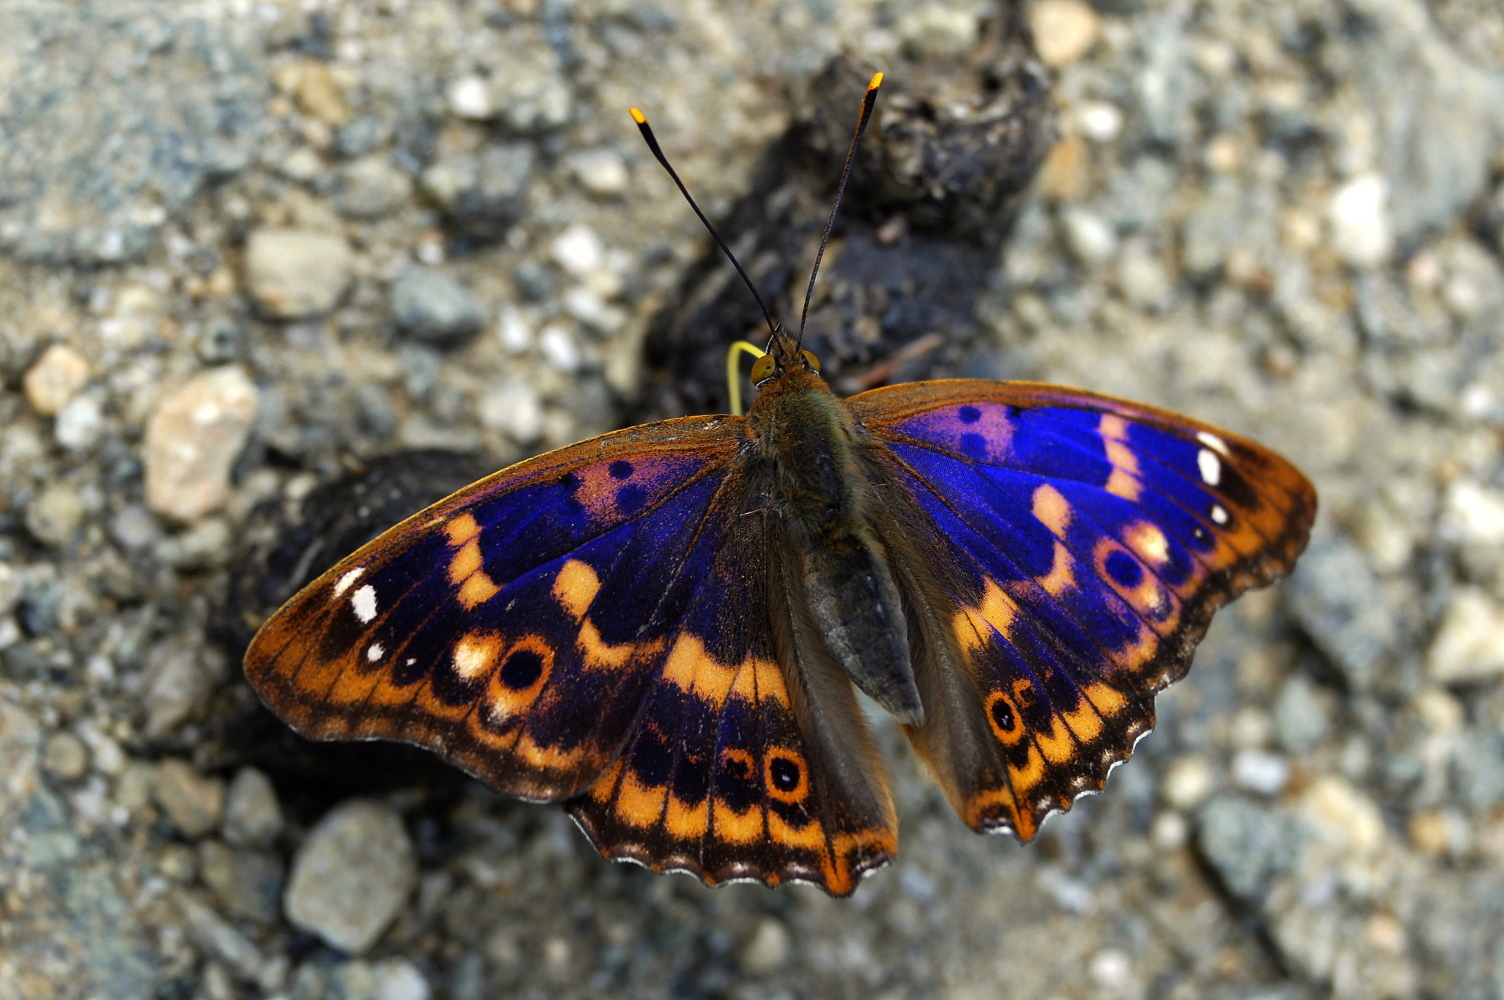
top-left (245, 75), bottom-right (1316, 896)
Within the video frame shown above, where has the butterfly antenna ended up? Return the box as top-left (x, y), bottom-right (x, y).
top-left (630, 107), bottom-right (778, 341)
top-left (796, 71), bottom-right (883, 351)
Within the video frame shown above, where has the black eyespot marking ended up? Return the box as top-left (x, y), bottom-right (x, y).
top-left (1105, 550), bottom-right (1143, 588)
top-left (960, 432), bottom-right (987, 459)
top-left (616, 484), bottom-right (646, 513)
top-left (770, 757), bottom-right (801, 793)
top-left (499, 650), bottom-right (543, 690)
top-left (560, 472), bottom-right (582, 491)
top-left (958, 405), bottom-right (982, 424)
top-left (609, 460), bottom-right (634, 479)
top-left (990, 696), bottom-right (1016, 734)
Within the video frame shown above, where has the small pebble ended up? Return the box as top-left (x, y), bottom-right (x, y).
top-left (372, 959), bottom-right (431, 1000)
top-left (1162, 756), bottom-right (1214, 810)
top-left (278, 147), bottom-right (325, 183)
top-left (143, 367), bottom-right (259, 523)
top-left (1297, 775), bottom-right (1385, 856)
top-left (25, 486), bottom-right (86, 548)
top-left (1232, 749), bottom-right (1291, 796)
top-left (198, 839), bottom-right (285, 925)
top-left (1427, 587), bottom-right (1504, 683)
top-left (738, 917), bottom-right (791, 976)
top-left (496, 305), bottom-right (534, 352)
top-left (335, 156), bottom-right (413, 219)
top-left (1029, 0), bottom-right (1102, 68)
top-left (567, 148), bottom-right (629, 196)
top-left (390, 267), bottom-right (484, 345)
top-left (538, 324), bottom-right (582, 372)
top-left (111, 505), bottom-right (163, 551)
top-left (284, 799), bottom-right (417, 954)
top-left (477, 380), bottom-right (545, 446)
top-left (550, 223), bottom-right (605, 279)
top-left (1328, 173), bottom-right (1393, 268)
top-left (42, 731), bottom-right (89, 781)
top-left (1088, 949), bottom-right (1132, 990)
top-left (446, 75), bottom-right (493, 120)
top-left (144, 642), bottom-right (221, 738)
top-left (1440, 479), bottom-right (1504, 546)
top-left (1074, 101), bottom-right (1124, 143)
top-left (224, 767), bottom-right (285, 848)
top-left (297, 61), bottom-right (349, 127)
top-left (244, 227), bottom-right (353, 320)
top-left (153, 758), bottom-right (226, 839)
top-left (55, 392), bottom-right (105, 451)
top-left (1059, 207), bottom-right (1118, 265)
top-left (895, 4), bottom-right (980, 59)
top-left (154, 517), bottom-right (233, 571)
top-left (23, 343), bottom-right (91, 416)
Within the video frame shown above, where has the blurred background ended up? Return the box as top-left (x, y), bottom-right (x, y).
top-left (3, 0), bottom-right (1504, 998)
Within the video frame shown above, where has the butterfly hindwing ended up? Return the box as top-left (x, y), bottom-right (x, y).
top-left (850, 380), bottom-right (1316, 839)
top-left (567, 465), bottom-right (899, 895)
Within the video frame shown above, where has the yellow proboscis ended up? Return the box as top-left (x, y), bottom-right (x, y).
top-left (726, 340), bottom-right (768, 417)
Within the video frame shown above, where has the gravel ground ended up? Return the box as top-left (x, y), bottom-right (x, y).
top-left (4, 1), bottom-right (1504, 998)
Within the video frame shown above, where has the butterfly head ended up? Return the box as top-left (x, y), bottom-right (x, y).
top-left (751, 328), bottom-right (823, 389)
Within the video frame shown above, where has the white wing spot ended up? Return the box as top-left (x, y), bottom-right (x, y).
top-left (1197, 448), bottom-right (1222, 486)
top-left (1196, 430), bottom-right (1231, 457)
top-left (367, 643), bottom-right (384, 662)
top-left (352, 584), bottom-right (378, 624)
top-left (333, 567), bottom-right (366, 598)
top-left (405, 658), bottom-right (416, 667)
top-left (1211, 504), bottom-right (1229, 524)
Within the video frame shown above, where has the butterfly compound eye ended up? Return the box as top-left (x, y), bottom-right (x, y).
top-left (751, 354), bottom-right (777, 383)
top-left (801, 350), bottom-right (821, 372)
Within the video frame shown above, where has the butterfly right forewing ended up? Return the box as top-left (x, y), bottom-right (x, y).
top-left (852, 380), bottom-right (1316, 839)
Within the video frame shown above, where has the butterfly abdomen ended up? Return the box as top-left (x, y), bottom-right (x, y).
top-left (749, 371), bottom-right (924, 725)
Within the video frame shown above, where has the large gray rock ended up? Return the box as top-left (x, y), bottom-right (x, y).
top-left (284, 800), bottom-right (417, 954)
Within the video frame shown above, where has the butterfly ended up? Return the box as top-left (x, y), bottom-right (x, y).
top-left (244, 75), bottom-right (1316, 896)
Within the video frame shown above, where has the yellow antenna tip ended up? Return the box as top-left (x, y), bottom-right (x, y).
top-left (867, 71), bottom-right (884, 91)
top-left (629, 107), bottom-right (647, 124)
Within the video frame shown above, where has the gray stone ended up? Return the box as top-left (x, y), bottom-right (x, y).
top-left (198, 839), bottom-right (285, 925)
top-left (1274, 673), bottom-right (1332, 754)
top-left (223, 767), bottom-right (284, 848)
top-left (1196, 795), bottom-right (1306, 904)
top-left (244, 227), bottom-right (353, 320)
top-left (1451, 730), bottom-right (1504, 810)
top-left (391, 267), bottom-right (484, 345)
top-left (334, 156), bottom-right (412, 219)
top-left (476, 379), bottom-right (544, 445)
top-left (153, 758), bottom-right (225, 838)
top-left (177, 890), bottom-right (266, 981)
top-left (420, 143), bottom-right (534, 240)
top-left (284, 799), bottom-right (417, 953)
top-left (1287, 537), bottom-right (1399, 687)
top-left (143, 367), bottom-right (259, 523)
top-left (154, 517), bottom-right (233, 571)
top-left (144, 641), bottom-right (226, 737)
top-left (25, 486), bottom-right (86, 548)
top-left (0, 4), bottom-right (267, 263)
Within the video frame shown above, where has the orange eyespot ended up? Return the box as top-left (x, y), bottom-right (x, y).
top-left (750, 355), bottom-right (777, 383)
top-left (801, 350), bottom-right (821, 372)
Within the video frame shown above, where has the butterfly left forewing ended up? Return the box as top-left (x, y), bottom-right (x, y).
top-left (850, 380), bottom-right (1316, 838)
top-left (245, 415), bottom-right (750, 801)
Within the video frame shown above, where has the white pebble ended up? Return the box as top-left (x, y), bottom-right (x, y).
top-left (1075, 101), bottom-right (1124, 143)
top-left (1328, 173), bottom-right (1393, 269)
top-left (447, 76), bottom-right (493, 120)
top-left (23, 343), bottom-right (91, 416)
top-left (55, 392), bottom-right (104, 450)
top-left (496, 305), bottom-right (534, 353)
top-left (550, 223), bottom-right (605, 279)
top-left (1059, 208), bottom-right (1118, 266)
top-left (538, 324), bottom-right (581, 372)
top-left (478, 379), bottom-right (544, 446)
top-left (1231, 748), bottom-right (1291, 796)
top-left (567, 148), bottom-right (629, 196)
